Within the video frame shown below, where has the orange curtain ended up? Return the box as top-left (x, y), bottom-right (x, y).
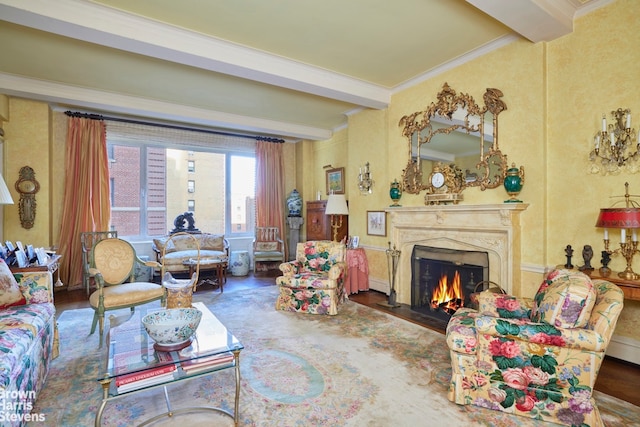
top-left (255, 140), bottom-right (286, 257)
top-left (58, 117), bottom-right (111, 288)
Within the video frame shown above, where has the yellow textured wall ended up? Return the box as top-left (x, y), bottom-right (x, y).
top-left (3, 98), bottom-right (52, 247)
top-left (304, 0), bottom-right (640, 341)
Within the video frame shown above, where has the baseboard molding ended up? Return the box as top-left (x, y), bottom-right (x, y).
top-left (368, 277), bottom-right (389, 295)
top-left (607, 334), bottom-right (640, 365)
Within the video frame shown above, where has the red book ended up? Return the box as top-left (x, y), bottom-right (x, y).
top-left (115, 363), bottom-right (176, 387)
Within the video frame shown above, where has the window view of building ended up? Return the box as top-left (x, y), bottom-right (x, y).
top-left (108, 143), bottom-right (255, 238)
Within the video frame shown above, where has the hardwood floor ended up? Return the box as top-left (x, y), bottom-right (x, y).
top-left (55, 273), bottom-right (640, 407)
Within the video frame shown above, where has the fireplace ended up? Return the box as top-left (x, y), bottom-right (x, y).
top-left (411, 245), bottom-right (489, 326)
top-left (385, 204), bottom-right (528, 309)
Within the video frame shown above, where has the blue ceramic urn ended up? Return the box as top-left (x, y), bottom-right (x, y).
top-left (287, 189), bottom-right (303, 216)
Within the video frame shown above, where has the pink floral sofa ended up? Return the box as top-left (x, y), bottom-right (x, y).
top-left (275, 241), bottom-right (347, 315)
top-left (446, 269), bottom-right (624, 426)
top-left (0, 260), bottom-right (58, 426)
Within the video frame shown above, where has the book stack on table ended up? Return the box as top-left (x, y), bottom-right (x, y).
top-left (181, 351), bottom-right (234, 375)
top-left (114, 350), bottom-right (177, 393)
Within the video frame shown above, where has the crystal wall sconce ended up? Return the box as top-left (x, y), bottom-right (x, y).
top-left (358, 162), bottom-right (373, 194)
top-left (589, 108), bottom-right (638, 175)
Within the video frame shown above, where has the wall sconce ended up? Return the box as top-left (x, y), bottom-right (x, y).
top-left (595, 182), bottom-right (640, 280)
top-left (358, 162), bottom-right (373, 194)
top-left (590, 108), bottom-right (638, 175)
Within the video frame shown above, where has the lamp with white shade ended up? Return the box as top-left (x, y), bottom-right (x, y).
top-left (325, 194), bottom-right (348, 242)
top-left (0, 174), bottom-right (14, 205)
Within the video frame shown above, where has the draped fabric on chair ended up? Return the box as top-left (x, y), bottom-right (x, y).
top-left (255, 140), bottom-right (287, 258)
top-left (58, 117), bottom-right (111, 288)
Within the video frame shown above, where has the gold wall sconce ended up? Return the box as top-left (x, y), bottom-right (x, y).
top-left (357, 162), bottom-right (373, 195)
top-left (15, 166), bottom-right (39, 229)
top-left (590, 108), bottom-right (638, 175)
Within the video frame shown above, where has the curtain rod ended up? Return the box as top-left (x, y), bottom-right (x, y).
top-left (64, 110), bottom-right (285, 143)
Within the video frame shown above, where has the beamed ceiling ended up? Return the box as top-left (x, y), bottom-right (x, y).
top-left (0, 0), bottom-right (609, 141)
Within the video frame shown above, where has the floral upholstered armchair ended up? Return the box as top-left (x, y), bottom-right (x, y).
top-left (446, 269), bottom-right (624, 427)
top-left (275, 240), bottom-right (347, 315)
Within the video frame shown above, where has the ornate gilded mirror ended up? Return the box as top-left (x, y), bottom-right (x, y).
top-left (399, 83), bottom-right (508, 204)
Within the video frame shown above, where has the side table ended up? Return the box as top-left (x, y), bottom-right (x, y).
top-left (345, 248), bottom-right (369, 295)
top-left (182, 259), bottom-right (228, 292)
top-left (9, 254), bottom-right (63, 290)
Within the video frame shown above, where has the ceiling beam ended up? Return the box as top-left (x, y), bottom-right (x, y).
top-left (0, 0), bottom-right (390, 109)
top-left (466, 0), bottom-right (578, 42)
top-left (0, 73), bottom-right (332, 141)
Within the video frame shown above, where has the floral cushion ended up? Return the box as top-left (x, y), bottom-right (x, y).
top-left (14, 272), bottom-right (52, 304)
top-left (0, 259), bottom-right (26, 309)
top-left (477, 292), bottom-right (532, 319)
top-left (530, 269), bottom-right (597, 328)
top-left (297, 241), bottom-right (345, 273)
top-left (255, 242), bottom-right (278, 252)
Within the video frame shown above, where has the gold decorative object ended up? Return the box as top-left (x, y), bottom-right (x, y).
top-left (595, 182), bottom-right (640, 280)
top-left (590, 109), bottom-right (638, 175)
top-left (325, 194), bottom-right (349, 241)
top-left (15, 166), bottom-right (39, 229)
top-left (357, 162), bottom-right (373, 194)
top-left (398, 83), bottom-right (509, 201)
top-left (424, 162), bottom-right (465, 205)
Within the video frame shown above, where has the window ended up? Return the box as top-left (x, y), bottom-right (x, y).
top-left (188, 160), bottom-right (195, 173)
top-left (108, 140), bottom-right (255, 239)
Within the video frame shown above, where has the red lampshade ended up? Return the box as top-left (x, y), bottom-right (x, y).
top-left (595, 208), bottom-right (640, 229)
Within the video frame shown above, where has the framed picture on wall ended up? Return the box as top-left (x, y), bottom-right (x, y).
top-left (367, 211), bottom-right (386, 236)
top-left (326, 167), bottom-right (345, 195)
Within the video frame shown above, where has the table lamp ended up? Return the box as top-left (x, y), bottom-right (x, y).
top-left (595, 183), bottom-right (640, 280)
top-left (325, 194), bottom-right (348, 241)
top-left (0, 174), bottom-right (14, 205)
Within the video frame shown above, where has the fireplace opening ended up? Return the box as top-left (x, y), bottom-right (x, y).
top-left (411, 245), bottom-right (489, 327)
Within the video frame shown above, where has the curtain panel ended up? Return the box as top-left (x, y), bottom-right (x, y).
top-left (255, 141), bottom-right (286, 258)
top-left (58, 117), bottom-right (111, 288)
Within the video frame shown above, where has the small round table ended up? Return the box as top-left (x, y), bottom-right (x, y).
top-left (182, 258), bottom-right (228, 292)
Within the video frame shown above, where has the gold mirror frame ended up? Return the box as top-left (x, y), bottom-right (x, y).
top-left (398, 83), bottom-right (508, 196)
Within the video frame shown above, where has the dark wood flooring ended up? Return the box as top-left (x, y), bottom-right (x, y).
top-left (55, 272), bottom-right (640, 407)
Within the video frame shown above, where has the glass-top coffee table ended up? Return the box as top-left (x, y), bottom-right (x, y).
top-left (95, 302), bottom-right (243, 426)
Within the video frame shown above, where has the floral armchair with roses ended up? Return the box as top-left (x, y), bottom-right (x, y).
top-left (275, 240), bottom-right (347, 315)
top-left (446, 269), bottom-right (624, 426)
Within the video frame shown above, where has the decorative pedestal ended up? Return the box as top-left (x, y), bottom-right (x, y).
top-left (230, 251), bottom-right (250, 276)
top-left (287, 216), bottom-right (304, 260)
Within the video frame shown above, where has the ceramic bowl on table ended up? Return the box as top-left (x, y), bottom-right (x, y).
top-left (142, 307), bottom-right (202, 351)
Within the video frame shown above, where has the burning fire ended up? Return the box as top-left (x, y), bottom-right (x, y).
top-left (431, 270), bottom-right (464, 314)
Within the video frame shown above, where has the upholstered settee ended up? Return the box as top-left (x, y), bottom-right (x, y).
top-left (275, 240), bottom-right (347, 315)
top-left (446, 269), bottom-right (624, 427)
top-left (0, 260), bottom-right (58, 426)
top-left (152, 233), bottom-right (229, 274)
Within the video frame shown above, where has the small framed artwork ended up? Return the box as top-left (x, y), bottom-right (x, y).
top-left (36, 248), bottom-right (48, 266)
top-left (15, 250), bottom-right (28, 268)
top-left (350, 236), bottom-right (360, 249)
top-left (367, 211), bottom-right (386, 236)
top-left (326, 167), bottom-right (345, 195)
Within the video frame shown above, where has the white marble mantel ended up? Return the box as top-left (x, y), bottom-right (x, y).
top-left (385, 204), bottom-right (528, 305)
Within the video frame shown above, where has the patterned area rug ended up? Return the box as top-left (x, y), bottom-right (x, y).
top-left (31, 286), bottom-right (639, 426)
